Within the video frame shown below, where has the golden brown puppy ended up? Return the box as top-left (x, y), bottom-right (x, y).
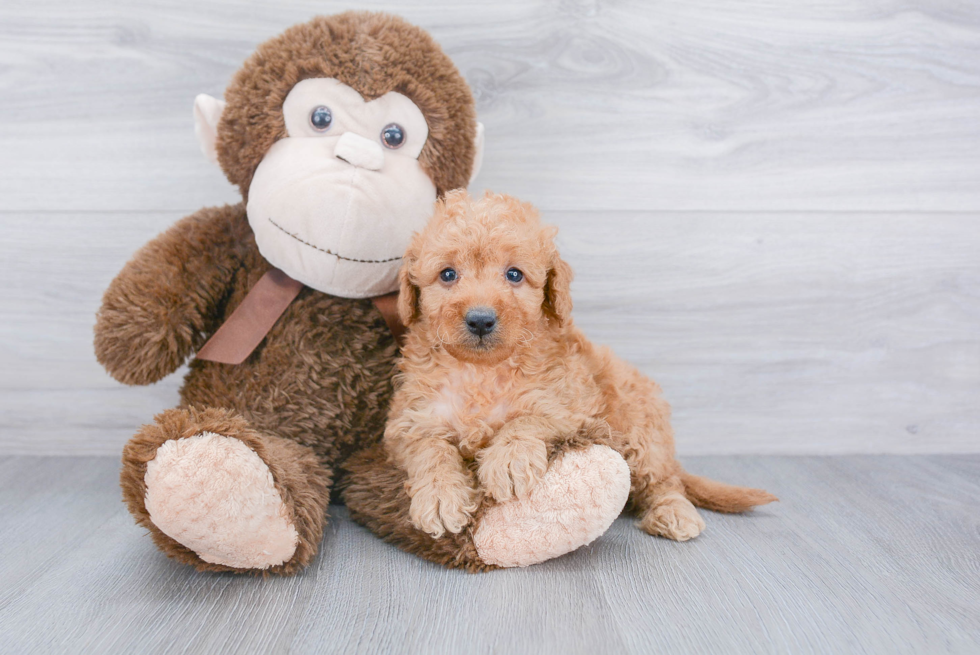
top-left (386, 190), bottom-right (776, 542)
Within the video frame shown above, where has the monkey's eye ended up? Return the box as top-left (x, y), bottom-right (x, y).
top-left (310, 106), bottom-right (333, 131)
top-left (381, 123), bottom-right (405, 149)
top-left (506, 268), bottom-right (524, 283)
top-left (439, 268), bottom-right (457, 283)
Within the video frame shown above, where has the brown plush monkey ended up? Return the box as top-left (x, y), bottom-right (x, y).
top-left (97, 12), bottom-right (630, 575)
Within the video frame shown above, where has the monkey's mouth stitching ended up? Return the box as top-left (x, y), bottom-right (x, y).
top-left (267, 218), bottom-right (402, 264)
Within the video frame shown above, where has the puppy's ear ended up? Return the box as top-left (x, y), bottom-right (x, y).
top-left (543, 255), bottom-right (574, 326)
top-left (396, 256), bottom-right (421, 326)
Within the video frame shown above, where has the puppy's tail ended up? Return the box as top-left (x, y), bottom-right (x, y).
top-left (680, 471), bottom-right (778, 513)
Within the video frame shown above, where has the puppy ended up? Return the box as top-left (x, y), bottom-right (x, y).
top-left (385, 190), bottom-right (776, 541)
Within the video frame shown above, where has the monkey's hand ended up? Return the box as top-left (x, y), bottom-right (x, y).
top-left (94, 204), bottom-right (248, 385)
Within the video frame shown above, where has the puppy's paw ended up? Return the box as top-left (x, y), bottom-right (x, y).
top-left (477, 437), bottom-right (549, 502)
top-left (408, 477), bottom-right (479, 538)
top-left (639, 492), bottom-right (706, 541)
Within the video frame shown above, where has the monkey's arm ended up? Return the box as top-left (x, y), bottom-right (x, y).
top-left (94, 204), bottom-right (250, 385)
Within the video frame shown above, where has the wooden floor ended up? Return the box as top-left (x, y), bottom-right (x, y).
top-left (1, 455), bottom-right (977, 654)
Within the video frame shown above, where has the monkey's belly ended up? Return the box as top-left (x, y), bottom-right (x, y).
top-left (181, 290), bottom-right (398, 469)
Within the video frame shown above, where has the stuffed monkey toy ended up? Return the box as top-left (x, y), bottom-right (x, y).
top-left (96, 12), bottom-right (631, 574)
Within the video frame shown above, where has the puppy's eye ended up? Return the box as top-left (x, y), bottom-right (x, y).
top-left (381, 123), bottom-right (405, 149)
top-left (440, 268), bottom-right (457, 283)
top-left (310, 106), bottom-right (333, 131)
top-left (506, 268), bottom-right (524, 283)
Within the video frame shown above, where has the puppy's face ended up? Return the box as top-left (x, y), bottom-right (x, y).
top-left (419, 249), bottom-right (545, 365)
top-left (398, 191), bottom-right (573, 364)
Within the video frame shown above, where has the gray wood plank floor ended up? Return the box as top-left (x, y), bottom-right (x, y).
top-left (0, 455), bottom-right (977, 654)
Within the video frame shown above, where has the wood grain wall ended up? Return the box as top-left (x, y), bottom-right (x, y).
top-left (2, 0), bottom-right (978, 455)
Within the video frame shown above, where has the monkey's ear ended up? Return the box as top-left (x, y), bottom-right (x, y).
top-left (543, 256), bottom-right (574, 327)
top-left (396, 260), bottom-right (421, 327)
top-left (468, 122), bottom-right (485, 186)
top-left (193, 94), bottom-right (226, 166)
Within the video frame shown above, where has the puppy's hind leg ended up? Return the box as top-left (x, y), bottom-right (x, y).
top-left (635, 476), bottom-right (706, 542)
top-left (628, 456), bottom-right (776, 540)
top-left (618, 431), bottom-right (706, 541)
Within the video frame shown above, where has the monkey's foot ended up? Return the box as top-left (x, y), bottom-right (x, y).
top-left (143, 432), bottom-right (299, 569)
top-left (473, 445), bottom-right (630, 567)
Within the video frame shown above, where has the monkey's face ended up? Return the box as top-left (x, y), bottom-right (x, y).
top-left (246, 78), bottom-right (437, 298)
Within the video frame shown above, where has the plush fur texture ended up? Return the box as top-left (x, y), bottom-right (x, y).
top-left (342, 425), bottom-right (629, 571)
top-left (218, 11), bottom-right (477, 200)
top-left (382, 191), bottom-right (777, 544)
top-left (343, 443), bottom-right (496, 572)
top-left (98, 203), bottom-right (400, 471)
top-left (473, 444), bottom-right (631, 567)
top-left (97, 12), bottom-right (479, 574)
top-left (144, 432), bottom-right (300, 569)
top-left (119, 406), bottom-right (331, 575)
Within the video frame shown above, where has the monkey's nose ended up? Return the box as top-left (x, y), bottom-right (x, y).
top-left (465, 308), bottom-right (497, 337)
top-left (334, 132), bottom-right (385, 171)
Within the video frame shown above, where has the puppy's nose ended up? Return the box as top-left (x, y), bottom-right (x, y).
top-left (465, 308), bottom-right (497, 337)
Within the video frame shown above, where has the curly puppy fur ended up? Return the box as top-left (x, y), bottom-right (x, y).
top-left (94, 12), bottom-right (478, 574)
top-left (342, 423), bottom-right (609, 572)
top-left (385, 191), bottom-right (777, 542)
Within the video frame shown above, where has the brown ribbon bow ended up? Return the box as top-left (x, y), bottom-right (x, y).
top-left (196, 268), bottom-right (404, 365)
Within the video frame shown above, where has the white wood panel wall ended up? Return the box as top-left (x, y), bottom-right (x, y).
top-left (1, 0), bottom-right (978, 455)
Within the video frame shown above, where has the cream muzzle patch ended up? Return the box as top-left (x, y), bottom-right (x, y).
top-left (245, 78), bottom-right (437, 299)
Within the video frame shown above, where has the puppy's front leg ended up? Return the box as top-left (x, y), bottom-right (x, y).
top-left (477, 416), bottom-right (553, 502)
top-left (386, 420), bottom-right (479, 538)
